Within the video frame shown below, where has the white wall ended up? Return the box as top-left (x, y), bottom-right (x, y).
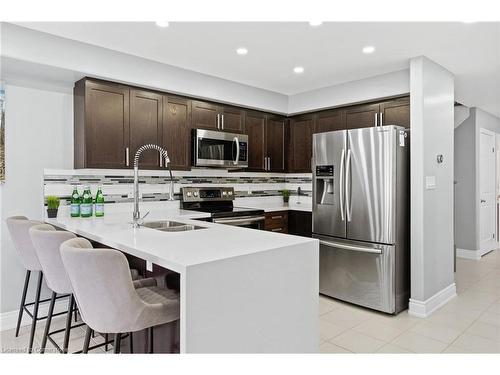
top-left (1, 23), bottom-right (289, 114)
top-left (409, 56), bottom-right (456, 318)
top-left (0, 84), bottom-right (73, 314)
top-left (287, 69), bottom-right (410, 114)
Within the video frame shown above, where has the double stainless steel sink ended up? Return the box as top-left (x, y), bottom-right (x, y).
top-left (142, 220), bottom-right (206, 232)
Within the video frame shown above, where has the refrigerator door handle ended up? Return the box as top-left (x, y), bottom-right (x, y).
top-left (339, 148), bottom-right (345, 221)
top-left (345, 149), bottom-right (352, 222)
top-left (319, 240), bottom-right (383, 254)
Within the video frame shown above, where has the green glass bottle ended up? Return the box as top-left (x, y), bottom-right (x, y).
top-left (70, 188), bottom-right (81, 217)
top-left (95, 187), bottom-right (104, 217)
top-left (80, 186), bottom-right (93, 218)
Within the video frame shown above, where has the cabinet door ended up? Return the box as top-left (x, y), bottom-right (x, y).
top-left (289, 115), bottom-right (313, 173)
top-left (345, 103), bottom-right (380, 129)
top-left (314, 109), bottom-right (345, 134)
top-left (84, 81), bottom-right (130, 169)
top-left (129, 89), bottom-right (163, 169)
top-left (246, 111), bottom-right (266, 171)
top-left (191, 100), bottom-right (220, 130)
top-left (162, 96), bottom-right (191, 170)
top-left (221, 106), bottom-right (245, 133)
top-left (266, 116), bottom-right (286, 172)
top-left (288, 210), bottom-right (312, 237)
top-left (380, 97), bottom-right (410, 128)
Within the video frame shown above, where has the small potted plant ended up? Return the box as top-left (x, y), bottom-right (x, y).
top-left (281, 189), bottom-right (290, 204)
top-left (46, 196), bottom-right (60, 218)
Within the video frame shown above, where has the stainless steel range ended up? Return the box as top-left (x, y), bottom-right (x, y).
top-left (181, 187), bottom-right (265, 230)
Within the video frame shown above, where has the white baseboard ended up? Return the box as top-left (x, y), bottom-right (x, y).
top-left (0, 297), bottom-right (70, 332)
top-left (408, 283), bottom-right (457, 318)
top-left (457, 247), bottom-right (498, 260)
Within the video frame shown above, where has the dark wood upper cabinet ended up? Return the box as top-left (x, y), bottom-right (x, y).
top-left (129, 89), bottom-right (163, 169)
top-left (191, 100), bottom-right (219, 130)
top-left (314, 109), bottom-right (346, 133)
top-left (266, 116), bottom-right (286, 172)
top-left (380, 97), bottom-right (410, 128)
top-left (289, 115), bottom-right (313, 173)
top-left (74, 79), bottom-right (130, 169)
top-left (221, 106), bottom-right (245, 133)
top-left (345, 102), bottom-right (380, 129)
top-left (162, 96), bottom-right (191, 170)
top-left (246, 111), bottom-right (266, 171)
top-left (74, 77), bottom-right (409, 172)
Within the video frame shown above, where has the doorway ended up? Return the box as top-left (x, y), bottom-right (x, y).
top-left (479, 128), bottom-right (497, 255)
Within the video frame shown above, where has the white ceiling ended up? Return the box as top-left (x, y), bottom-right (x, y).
top-left (14, 22), bottom-right (500, 116)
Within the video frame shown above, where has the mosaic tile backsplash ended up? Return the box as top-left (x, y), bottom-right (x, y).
top-left (44, 169), bottom-right (312, 206)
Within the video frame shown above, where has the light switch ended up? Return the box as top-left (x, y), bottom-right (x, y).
top-left (146, 261), bottom-right (153, 272)
top-left (425, 176), bottom-right (436, 190)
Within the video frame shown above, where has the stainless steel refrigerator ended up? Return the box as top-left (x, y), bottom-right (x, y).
top-left (312, 125), bottom-right (410, 314)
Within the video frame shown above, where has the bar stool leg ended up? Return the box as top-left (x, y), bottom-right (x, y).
top-left (62, 294), bottom-right (75, 353)
top-left (15, 270), bottom-right (31, 337)
top-left (113, 333), bottom-right (121, 354)
top-left (129, 332), bottom-right (133, 354)
top-left (148, 327), bottom-right (154, 354)
top-left (28, 271), bottom-right (43, 353)
top-left (82, 326), bottom-right (92, 354)
top-left (40, 291), bottom-right (57, 353)
top-left (105, 333), bottom-right (109, 352)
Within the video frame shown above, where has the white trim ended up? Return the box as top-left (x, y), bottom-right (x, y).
top-left (408, 283), bottom-right (457, 318)
top-left (456, 246), bottom-right (498, 260)
top-left (0, 297), bottom-right (70, 332)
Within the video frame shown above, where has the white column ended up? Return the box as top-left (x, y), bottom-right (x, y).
top-left (409, 56), bottom-right (456, 317)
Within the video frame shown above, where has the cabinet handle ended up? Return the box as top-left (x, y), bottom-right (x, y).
top-left (271, 228), bottom-right (283, 232)
top-left (374, 113), bottom-right (378, 127)
top-left (126, 147), bottom-right (130, 166)
top-left (271, 216), bottom-right (283, 220)
top-left (221, 114), bottom-right (224, 130)
top-left (380, 112), bottom-right (383, 126)
top-left (216, 114), bottom-right (220, 129)
top-left (268, 157), bottom-right (271, 171)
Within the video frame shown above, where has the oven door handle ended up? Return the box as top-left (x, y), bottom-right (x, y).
top-left (213, 215), bottom-right (265, 225)
top-left (233, 137), bottom-right (240, 166)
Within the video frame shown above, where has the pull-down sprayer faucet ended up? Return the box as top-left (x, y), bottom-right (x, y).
top-left (132, 144), bottom-right (174, 228)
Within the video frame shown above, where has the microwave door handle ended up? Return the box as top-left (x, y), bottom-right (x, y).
top-left (233, 137), bottom-right (240, 165)
top-left (339, 148), bottom-right (345, 221)
top-left (345, 149), bottom-right (352, 222)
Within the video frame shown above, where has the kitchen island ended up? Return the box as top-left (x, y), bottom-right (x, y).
top-left (46, 208), bottom-right (319, 353)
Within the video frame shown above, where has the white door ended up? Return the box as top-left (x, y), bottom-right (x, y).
top-left (479, 128), bottom-right (497, 253)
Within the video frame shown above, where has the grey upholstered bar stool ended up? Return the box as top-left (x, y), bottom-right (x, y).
top-left (29, 224), bottom-right (82, 353)
top-left (60, 238), bottom-right (180, 353)
top-left (5, 216), bottom-right (68, 353)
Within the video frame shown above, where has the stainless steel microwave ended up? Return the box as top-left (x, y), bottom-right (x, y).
top-left (193, 129), bottom-right (248, 168)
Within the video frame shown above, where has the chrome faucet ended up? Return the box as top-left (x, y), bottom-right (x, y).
top-left (132, 144), bottom-right (174, 228)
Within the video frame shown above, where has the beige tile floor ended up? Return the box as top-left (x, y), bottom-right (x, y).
top-left (320, 249), bottom-right (500, 353)
top-left (1, 250), bottom-right (499, 354)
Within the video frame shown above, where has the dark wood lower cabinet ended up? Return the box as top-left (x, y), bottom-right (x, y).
top-left (264, 211), bottom-right (288, 233)
top-left (288, 210), bottom-right (312, 237)
top-left (264, 210), bottom-right (312, 237)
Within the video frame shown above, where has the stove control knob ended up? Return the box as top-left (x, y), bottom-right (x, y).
top-left (193, 192), bottom-right (198, 197)
top-left (228, 191), bottom-right (233, 196)
top-left (222, 191), bottom-right (227, 196)
top-left (186, 192), bottom-right (192, 197)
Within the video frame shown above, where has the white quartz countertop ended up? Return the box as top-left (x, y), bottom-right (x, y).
top-left (46, 207), bottom-right (317, 274)
top-left (235, 196), bottom-right (312, 213)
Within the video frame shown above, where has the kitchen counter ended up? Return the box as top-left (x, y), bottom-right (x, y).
top-left (235, 196), bottom-right (312, 213)
top-left (46, 207), bottom-right (319, 353)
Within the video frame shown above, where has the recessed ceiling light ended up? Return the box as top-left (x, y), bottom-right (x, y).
top-left (362, 46), bottom-right (375, 54)
top-left (236, 47), bottom-right (248, 55)
top-left (155, 21), bottom-right (169, 28)
top-left (293, 66), bottom-right (304, 74)
top-left (309, 21), bottom-right (323, 27)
